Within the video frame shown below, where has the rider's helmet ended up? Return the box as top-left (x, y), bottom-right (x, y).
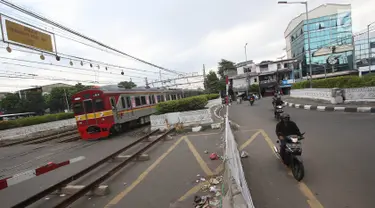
top-left (281, 113), bottom-right (290, 122)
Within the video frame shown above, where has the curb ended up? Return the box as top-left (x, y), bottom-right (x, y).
top-left (284, 101), bottom-right (375, 113)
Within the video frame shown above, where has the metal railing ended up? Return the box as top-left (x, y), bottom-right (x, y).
top-left (224, 105), bottom-right (255, 207)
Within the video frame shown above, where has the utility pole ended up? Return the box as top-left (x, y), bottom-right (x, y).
top-left (159, 70), bottom-right (163, 87)
top-left (203, 64), bottom-right (206, 90)
top-left (145, 77), bottom-right (149, 88)
top-left (64, 88), bottom-right (70, 112)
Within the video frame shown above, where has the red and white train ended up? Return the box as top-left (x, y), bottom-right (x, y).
top-left (72, 86), bottom-right (198, 140)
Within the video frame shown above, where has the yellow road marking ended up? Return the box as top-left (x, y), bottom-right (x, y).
top-left (184, 137), bottom-right (214, 176)
top-left (104, 136), bottom-right (186, 207)
top-left (259, 129), bottom-right (324, 208)
top-left (239, 130), bottom-right (261, 151)
top-left (240, 129), bottom-right (262, 132)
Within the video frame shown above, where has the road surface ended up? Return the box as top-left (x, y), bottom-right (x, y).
top-left (229, 97), bottom-right (375, 208)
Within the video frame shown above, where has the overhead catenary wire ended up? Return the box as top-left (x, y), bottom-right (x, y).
top-left (0, 0), bottom-right (186, 75)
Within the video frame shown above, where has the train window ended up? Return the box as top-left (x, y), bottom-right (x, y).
top-left (84, 100), bottom-right (94, 113)
top-left (121, 97), bottom-right (126, 108)
top-left (73, 103), bottom-right (84, 114)
top-left (149, 95), bottom-right (155, 104)
top-left (141, 96), bottom-right (147, 105)
top-left (95, 99), bottom-right (105, 111)
top-left (126, 97), bottom-right (132, 108)
top-left (135, 97), bottom-right (141, 106)
top-left (110, 97), bottom-right (116, 109)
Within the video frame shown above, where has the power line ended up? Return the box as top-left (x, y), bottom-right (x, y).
top-left (0, 0), bottom-right (186, 75)
top-left (0, 62), bottom-right (142, 81)
top-left (0, 43), bottom-right (174, 78)
top-left (0, 56), bottom-right (148, 80)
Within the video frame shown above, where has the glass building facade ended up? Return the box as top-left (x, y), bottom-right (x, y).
top-left (354, 30), bottom-right (375, 74)
top-left (288, 10), bottom-right (353, 77)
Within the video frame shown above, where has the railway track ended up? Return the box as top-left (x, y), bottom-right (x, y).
top-left (11, 128), bottom-right (174, 208)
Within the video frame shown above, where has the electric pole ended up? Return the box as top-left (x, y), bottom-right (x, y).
top-left (159, 70), bottom-right (163, 87)
top-left (145, 77), bottom-right (149, 88)
top-left (203, 64), bottom-right (206, 90)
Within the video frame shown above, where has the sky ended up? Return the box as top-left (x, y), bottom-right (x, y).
top-left (0, 0), bottom-right (374, 92)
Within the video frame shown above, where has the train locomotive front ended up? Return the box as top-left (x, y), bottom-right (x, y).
top-left (72, 89), bottom-right (114, 140)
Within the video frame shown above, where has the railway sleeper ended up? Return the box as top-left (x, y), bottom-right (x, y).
top-left (53, 185), bottom-right (109, 196)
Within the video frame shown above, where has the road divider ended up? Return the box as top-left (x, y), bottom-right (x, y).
top-left (222, 105), bottom-right (255, 208)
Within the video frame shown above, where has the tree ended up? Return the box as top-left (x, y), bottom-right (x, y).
top-left (20, 91), bottom-right (45, 114)
top-left (218, 59), bottom-right (236, 79)
top-left (0, 93), bottom-right (20, 114)
top-left (205, 71), bottom-right (223, 93)
top-left (118, 81), bottom-right (137, 89)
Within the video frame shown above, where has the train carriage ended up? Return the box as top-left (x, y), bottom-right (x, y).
top-left (72, 86), bottom-right (188, 140)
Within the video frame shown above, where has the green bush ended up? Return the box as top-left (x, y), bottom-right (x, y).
top-left (156, 95), bottom-right (208, 114)
top-left (292, 75), bottom-right (375, 89)
top-left (0, 112), bottom-right (74, 130)
top-left (205, 94), bottom-right (220, 100)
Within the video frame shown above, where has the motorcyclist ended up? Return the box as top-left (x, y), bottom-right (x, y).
top-left (274, 95), bottom-right (284, 116)
top-left (275, 113), bottom-right (302, 165)
top-left (248, 93), bottom-right (255, 105)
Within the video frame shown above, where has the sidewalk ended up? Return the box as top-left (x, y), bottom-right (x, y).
top-left (284, 96), bottom-right (375, 113)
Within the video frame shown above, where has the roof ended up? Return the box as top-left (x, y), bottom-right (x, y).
top-left (284, 3), bottom-right (351, 37)
top-left (235, 60), bottom-right (254, 67)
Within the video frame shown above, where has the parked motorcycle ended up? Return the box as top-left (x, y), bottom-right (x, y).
top-left (275, 105), bottom-right (284, 120)
top-left (273, 133), bottom-right (305, 181)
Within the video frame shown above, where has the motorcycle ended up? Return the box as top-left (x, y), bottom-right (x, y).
top-left (275, 105), bottom-right (284, 120)
top-left (273, 133), bottom-right (306, 181)
top-left (249, 97), bottom-right (254, 106)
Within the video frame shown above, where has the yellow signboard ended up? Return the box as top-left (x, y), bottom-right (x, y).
top-left (5, 19), bottom-right (54, 52)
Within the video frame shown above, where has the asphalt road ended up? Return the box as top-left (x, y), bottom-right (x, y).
top-left (229, 97), bottom-right (375, 208)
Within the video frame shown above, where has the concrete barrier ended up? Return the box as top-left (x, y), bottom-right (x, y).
top-left (290, 88), bottom-right (333, 102)
top-left (150, 99), bottom-right (220, 131)
top-left (150, 109), bottom-right (213, 131)
top-left (344, 87), bottom-right (375, 102)
top-left (0, 118), bottom-right (76, 141)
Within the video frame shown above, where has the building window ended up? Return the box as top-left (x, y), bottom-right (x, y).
top-left (277, 64), bottom-right (281, 69)
top-left (254, 78), bottom-right (257, 83)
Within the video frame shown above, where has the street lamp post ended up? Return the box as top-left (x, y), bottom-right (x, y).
top-left (244, 43), bottom-right (248, 61)
top-left (244, 43), bottom-right (249, 96)
top-left (278, 1), bottom-right (313, 88)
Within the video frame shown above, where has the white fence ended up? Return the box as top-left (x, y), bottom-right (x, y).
top-left (224, 106), bottom-right (255, 208)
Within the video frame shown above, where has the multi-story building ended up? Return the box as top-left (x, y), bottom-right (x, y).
top-left (284, 4), bottom-right (354, 78)
top-left (230, 59), bottom-right (298, 96)
top-left (354, 30), bottom-right (375, 76)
